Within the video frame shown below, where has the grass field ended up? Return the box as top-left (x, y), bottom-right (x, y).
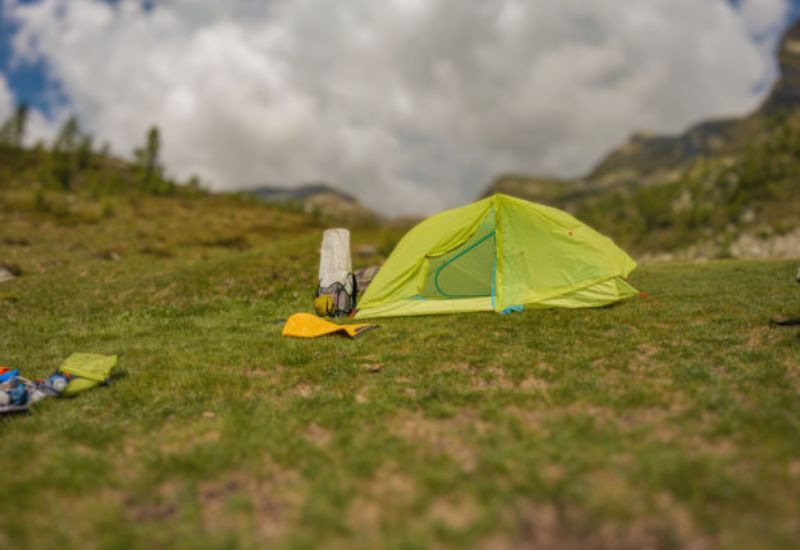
top-left (1, 191), bottom-right (799, 549)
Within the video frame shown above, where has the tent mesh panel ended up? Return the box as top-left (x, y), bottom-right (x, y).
top-left (421, 211), bottom-right (496, 298)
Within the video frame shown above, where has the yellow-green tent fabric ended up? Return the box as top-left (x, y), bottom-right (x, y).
top-left (354, 194), bottom-right (637, 319)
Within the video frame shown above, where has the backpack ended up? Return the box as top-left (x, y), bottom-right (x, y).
top-left (315, 272), bottom-right (357, 318)
top-left (315, 229), bottom-right (357, 318)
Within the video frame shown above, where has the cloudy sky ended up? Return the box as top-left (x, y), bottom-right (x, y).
top-left (0, 0), bottom-right (798, 215)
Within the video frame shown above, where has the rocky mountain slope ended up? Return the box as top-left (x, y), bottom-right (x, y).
top-left (248, 183), bottom-right (379, 225)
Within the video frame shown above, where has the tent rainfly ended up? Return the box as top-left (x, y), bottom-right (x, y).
top-left (354, 194), bottom-right (638, 319)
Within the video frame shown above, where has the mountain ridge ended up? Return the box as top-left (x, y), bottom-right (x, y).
top-left (247, 182), bottom-right (379, 224)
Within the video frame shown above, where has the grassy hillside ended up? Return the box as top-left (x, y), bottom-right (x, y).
top-left (1, 187), bottom-right (799, 548)
top-left (575, 111), bottom-right (800, 256)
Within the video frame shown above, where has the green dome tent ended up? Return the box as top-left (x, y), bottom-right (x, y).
top-left (354, 194), bottom-right (638, 319)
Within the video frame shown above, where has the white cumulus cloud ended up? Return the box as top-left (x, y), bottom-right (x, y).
top-left (2, 0), bottom-right (793, 214)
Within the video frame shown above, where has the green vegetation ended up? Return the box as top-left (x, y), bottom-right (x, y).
top-left (0, 106), bottom-right (191, 200)
top-left (0, 103), bottom-right (28, 148)
top-left (576, 112), bottom-right (800, 254)
top-left (1, 185), bottom-right (799, 548)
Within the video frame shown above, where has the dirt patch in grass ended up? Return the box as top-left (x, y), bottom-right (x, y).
top-left (472, 366), bottom-right (516, 390)
top-left (746, 325), bottom-right (781, 350)
top-left (519, 375), bottom-right (550, 393)
top-left (441, 362), bottom-right (474, 373)
top-left (509, 403), bottom-right (615, 433)
top-left (506, 406), bottom-right (550, 433)
top-left (347, 496), bottom-right (382, 535)
top-left (304, 422), bottom-right (332, 446)
top-left (157, 419), bottom-right (222, 456)
top-left (584, 469), bottom-right (640, 512)
top-left (292, 383), bottom-right (314, 398)
top-left (593, 343), bottom-right (669, 382)
top-left (784, 356), bottom-right (800, 385)
top-left (126, 482), bottom-right (181, 522)
top-left (199, 459), bottom-right (305, 540)
top-left (482, 501), bottom-right (711, 550)
top-left (241, 364), bottom-right (284, 380)
top-left (652, 492), bottom-right (712, 548)
top-left (393, 410), bottom-right (487, 472)
top-left (453, 364), bottom-right (553, 396)
top-left (392, 375), bottom-right (418, 398)
top-left (346, 463), bottom-right (417, 535)
top-left (355, 388), bottom-right (370, 404)
top-left (115, 418), bottom-right (223, 482)
top-left (616, 399), bottom-right (688, 432)
top-left (540, 463), bottom-right (567, 484)
top-left (428, 495), bottom-right (481, 530)
top-left (635, 343), bottom-right (661, 364)
top-left (686, 432), bottom-right (736, 458)
top-left (149, 281), bottom-right (178, 301)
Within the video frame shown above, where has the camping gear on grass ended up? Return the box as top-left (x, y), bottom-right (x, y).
top-left (0, 366), bottom-right (19, 383)
top-left (56, 353), bottom-right (118, 396)
top-left (0, 353), bottom-right (118, 414)
top-left (1, 373), bottom-right (46, 413)
top-left (1, 366), bottom-right (37, 411)
top-left (313, 294), bottom-right (338, 318)
top-left (282, 313), bottom-right (377, 339)
top-left (36, 370), bottom-right (76, 397)
top-left (0, 378), bottom-right (34, 412)
top-left (355, 266), bottom-right (380, 295)
top-left (316, 228), bottom-right (357, 318)
top-left (354, 193), bottom-right (638, 319)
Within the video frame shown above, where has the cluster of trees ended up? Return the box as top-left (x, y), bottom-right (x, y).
top-left (0, 102), bottom-right (179, 195)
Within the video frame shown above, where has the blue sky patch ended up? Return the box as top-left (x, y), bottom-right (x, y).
top-left (0, 1), bottom-right (66, 115)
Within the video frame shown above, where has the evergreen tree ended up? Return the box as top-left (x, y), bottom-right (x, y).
top-left (51, 115), bottom-right (82, 190)
top-left (0, 103), bottom-right (29, 148)
top-left (53, 115), bottom-right (81, 154)
top-left (76, 135), bottom-right (94, 171)
top-left (134, 125), bottom-right (163, 190)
